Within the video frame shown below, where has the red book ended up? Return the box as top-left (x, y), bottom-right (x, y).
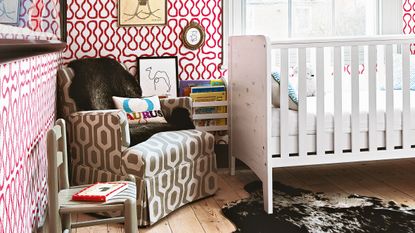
top-left (72, 182), bottom-right (128, 202)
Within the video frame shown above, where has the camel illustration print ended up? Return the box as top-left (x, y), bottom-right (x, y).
top-left (145, 66), bottom-right (172, 93)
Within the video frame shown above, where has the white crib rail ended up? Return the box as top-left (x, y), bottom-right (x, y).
top-left (316, 47), bottom-right (325, 156)
top-left (402, 43), bottom-right (411, 149)
top-left (270, 35), bottom-right (415, 158)
top-left (333, 46), bottom-right (343, 155)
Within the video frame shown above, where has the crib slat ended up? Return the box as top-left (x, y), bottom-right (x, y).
top-left (385, 44), bottom-right (394, 150)
top-left (368, 45), bottom-right (377, 152)
top-left (351, 46), bottom-right (360, 153)
top-left (334, 47), bottom-right (343, 155)
top-left (280, 48), bottom-right (289, 158)
top-left (298, 48), bottom-right (307, 157)
top-left (402, 43), bottom-right (411, 149)
top-left (316, 47), bottom-right (325, 156)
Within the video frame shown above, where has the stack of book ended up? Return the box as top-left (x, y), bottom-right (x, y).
top-left (180, 79), bottom-right (227, 129)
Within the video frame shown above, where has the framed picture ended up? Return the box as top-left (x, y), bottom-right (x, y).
top-left (118, 0), bottom-right (167, 26)
top-left (137, 56), bottom-right (179, 97)
top-left (181, 21), bottom-right (205, 50)
top-left (0, 0), bottom-right (21, 25)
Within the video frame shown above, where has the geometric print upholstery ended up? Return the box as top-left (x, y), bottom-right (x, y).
top-left (58, 66), bottom-right (218, 226)
top-left (122, 130), bottom-right (215, 178)
top-left (68, 110), bottom-right (130, 177)
top-left (57, 67), bottom-right (77, 118)
top-left (145, 153), bottom-right (217, 224)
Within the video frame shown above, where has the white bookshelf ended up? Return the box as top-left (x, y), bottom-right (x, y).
top-left (192, 100), bottom-right (228, 132)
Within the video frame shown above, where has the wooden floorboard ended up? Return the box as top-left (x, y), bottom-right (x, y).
top-left (168, 205), bottom-right (205, 233)
top-left (49, 160), bottom-right (415, 233)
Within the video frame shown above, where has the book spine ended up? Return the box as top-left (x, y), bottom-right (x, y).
top-left (190, 92), bottom-right (227, 101)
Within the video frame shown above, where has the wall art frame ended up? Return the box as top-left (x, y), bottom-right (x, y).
top-left (118, 0), bottom-right (167, 27)
top-left (181, 21), bottom-right (206, 50)
top-left (137, 56), bottom-right (179, 97)
top-left (0, 0), bottom-right (21, 25)
top-left (0, 0), bottom-right (66, 63)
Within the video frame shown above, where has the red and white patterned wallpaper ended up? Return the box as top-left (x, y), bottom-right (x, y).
top-left (403, 0), bottom-right (415, 53)
top-left (0, 53), bottom-right (61, 233)
top-left (63, 0), bottom-right (223, 80)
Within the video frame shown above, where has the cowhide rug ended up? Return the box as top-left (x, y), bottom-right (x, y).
top-left (222, 181), bottom-right (415, 233)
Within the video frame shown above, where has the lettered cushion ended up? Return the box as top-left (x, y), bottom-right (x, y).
top-left (112, 96), bottom-right (167, 124)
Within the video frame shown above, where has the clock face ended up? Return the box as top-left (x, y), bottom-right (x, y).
top-left (186, 28), bottom-right (201, 46)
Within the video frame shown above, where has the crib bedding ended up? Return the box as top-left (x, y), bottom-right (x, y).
top-left (271, 90), bottom-right (415, 137)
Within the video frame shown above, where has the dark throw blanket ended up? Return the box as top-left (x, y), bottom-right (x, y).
top-left (130, 108), bottom-right (195, 145)
top-left (68, 57), bottom-right (194, 146)
top-left (68, 57), bottom-right (142, 110)
top-left (222, 181), bottom-right (415, 233)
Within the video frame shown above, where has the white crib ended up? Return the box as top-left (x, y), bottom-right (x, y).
top-left (228, 35), bottom-right (415, 214)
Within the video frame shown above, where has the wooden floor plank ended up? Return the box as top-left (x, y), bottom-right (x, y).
top-left (315, 164), bottom-right (380, 198)
top-left (74, 214), bottom-right (108, 233)
top-left (220, 173), bottom-right (250, 199)
top-left (285, 166), bottom-right (347, 195)
top-left (167, 205), bottom-right (205, 233)
top-left (190, 198), bottom-right (236, 233)
top-left (64, 160), bottom-right (415, 233)
top-left (212, 175), bottom-right (241, 207)
top-left (348, 162), bottom-right (415, 206)
top-left (140, 218), bottom-right (172, 233)
top-left (106, 223), bottom-right (124, 233)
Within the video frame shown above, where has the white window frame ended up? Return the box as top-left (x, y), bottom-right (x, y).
top-left (231, 0), bottom-right (381, 37)
top-left (223, 0), bottom-right (402, 68)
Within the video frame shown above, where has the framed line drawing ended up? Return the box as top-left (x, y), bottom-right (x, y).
top-left (0, 0), bottom-right (21, 25)
top-left (118, 0), bottom-right (167, 26)
top-left (137, 56), bottom-right (179, 97)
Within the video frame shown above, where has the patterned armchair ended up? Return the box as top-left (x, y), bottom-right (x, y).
top-left (57, 67), bottom-right (218, 226)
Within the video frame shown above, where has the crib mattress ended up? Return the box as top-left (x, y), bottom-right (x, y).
top-left (271, 90), bottom-right (415, 137)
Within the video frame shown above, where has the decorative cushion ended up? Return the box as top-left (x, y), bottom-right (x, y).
top-left (113, 96), bottom-right (167, 125)
top-left (271, 71), bottom-right (299, 111)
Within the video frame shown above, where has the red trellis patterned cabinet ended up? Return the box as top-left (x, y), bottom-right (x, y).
top-left (0, 53), bottom-right (61, 233)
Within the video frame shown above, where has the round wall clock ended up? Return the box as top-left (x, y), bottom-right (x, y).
top-left (181, 22), bottom-right (205, 50)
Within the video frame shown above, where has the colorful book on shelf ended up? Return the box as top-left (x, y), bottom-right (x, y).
top-left (190, 91), bottom-right (227, 102)
top-left (72, 182), bottom-right (128, 202)
top-left (194, 106), bottom-right (227, 114)
top-left (210, 79), bottom-right (225, 86)
top-left (195, 119), bottom-right (227, 127)
top-left (191, 85), bottom-right (226, 93)
top-left (191, 91), bottom-right (227, 116)
top-left (179, 80), bottom-right (211, 96)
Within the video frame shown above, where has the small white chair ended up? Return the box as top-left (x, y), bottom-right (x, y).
top-left (47, 119), bottom-right (138, 233)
